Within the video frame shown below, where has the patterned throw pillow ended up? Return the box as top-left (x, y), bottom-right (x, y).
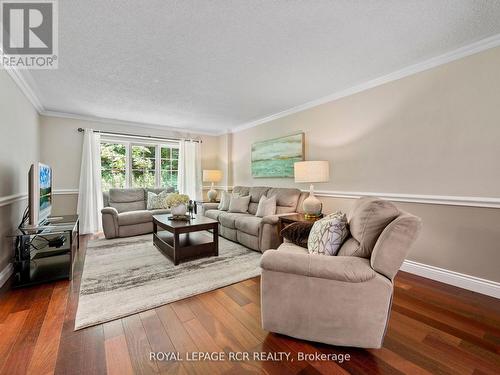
top-left (147, 191), bottom-right (169, 210)
top-left (307, 212), bottom-right (349, 256)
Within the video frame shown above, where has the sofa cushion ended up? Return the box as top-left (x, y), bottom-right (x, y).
top-left (219, 212), bottom-right (251, 229)
top-left (110, 201), bottom-right (146, 213)
top-left (249, 187), bottom-right (270, 203)
top-left (347, 197), bottom-right (400, 258)
top-left (248, 202), bottom-right (259, 215)
top-left (146, 187), bottom-right (175, 196)
top-left (109, 188), bottom-right (145, 203)
top-left (278, 242), bottom-right (309, 254)
top-left (237, 231), bottom-right (260, 251)
top-left (205, 209), bottom-right (224, 221)
top-left (219, 225), bottom-right (237, 241)
top-left (235, 215), bottom-right (262, 236)
top-left (266, 188), bottom-right (301, 214)
top-left (337, 237), bottom-right (361, 256)
top-left (118, 210), bottom-right (152, 226)
top-left (232, 186), bottom-right (250, 197)
top-left (261, 251), bottom-right (377, 283)
top-left (109, 188), bottom-right (146, 213)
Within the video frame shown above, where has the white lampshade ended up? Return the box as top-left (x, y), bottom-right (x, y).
top-left (294, 161), bottom-right (330, 183)
top-left (203, 169), bottom-right (222, 182)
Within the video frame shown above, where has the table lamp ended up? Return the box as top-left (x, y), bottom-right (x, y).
top-left (203, 170), bottom-right (222, 202)
top-left (294, 161), bottom-right (330, 218)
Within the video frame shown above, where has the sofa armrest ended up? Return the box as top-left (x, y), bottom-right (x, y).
top-left (101, 207), bottom-right (118, 216)
top-left (101, 207), bottom-right (119, 238)
top-left (201, 202), bottom-right (219, 215)
top-left (260, 250), bottom-right (377, 283)
top-left (261, 213), bottom-right (296, 225)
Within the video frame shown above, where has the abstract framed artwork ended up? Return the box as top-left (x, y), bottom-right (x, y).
top-left (251, 133), bottom-right (304, 178)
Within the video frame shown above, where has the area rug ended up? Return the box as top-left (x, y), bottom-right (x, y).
top-left (74, 233), bottom-right (262, 330)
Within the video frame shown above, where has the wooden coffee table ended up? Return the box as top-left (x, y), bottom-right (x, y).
top-left (152, 215), bottom-right (219, 265)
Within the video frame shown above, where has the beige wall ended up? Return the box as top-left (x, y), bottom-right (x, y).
top-left (0, 70), bottom-right (40, 278)
top-left (39, 115), bottom-right (220, 215)
top-left (230, 47), bottom-right (500, 282)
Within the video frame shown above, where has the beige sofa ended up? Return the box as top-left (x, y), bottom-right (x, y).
top-left (201, 186), bottom-right (308, 252)
top-left (101, 187), bottom-right (174, 239)
top-left (260, 197), bottom-right (422, 348)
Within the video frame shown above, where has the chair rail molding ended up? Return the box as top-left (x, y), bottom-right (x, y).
top-left (53, 189), bottom-right (80, 195)
top-left (0, 193), bottom-right (28, 207)
top-left (312, 190), bottom-right (500, 209)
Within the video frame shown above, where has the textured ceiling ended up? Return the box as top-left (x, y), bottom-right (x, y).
top-left (21, 0), bottom-right (500, 134)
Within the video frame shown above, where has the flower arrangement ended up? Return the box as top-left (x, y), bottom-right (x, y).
top-left (165, 193), bottom-right (190, 208)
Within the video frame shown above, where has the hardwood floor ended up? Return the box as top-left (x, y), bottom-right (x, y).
top-left (0, 235), bottom-right (499, 375)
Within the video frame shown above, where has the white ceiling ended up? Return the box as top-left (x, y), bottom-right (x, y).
top-left (19, 0), bottom-right (500, 134)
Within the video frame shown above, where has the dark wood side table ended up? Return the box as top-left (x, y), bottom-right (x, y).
top-left (277, 213), bottom-right (324, 243)
top-left (152, 215), bottom-right (218, 265)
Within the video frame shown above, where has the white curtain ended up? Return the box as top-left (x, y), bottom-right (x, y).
top-left (77, 129), bottom-right (103, 234)
top-left (178, 140), bottom-right (202, 200)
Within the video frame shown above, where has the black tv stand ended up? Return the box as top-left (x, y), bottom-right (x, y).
top-left (8, 215), bottom-right (79, 288)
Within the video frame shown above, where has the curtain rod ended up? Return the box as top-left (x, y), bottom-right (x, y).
top-left (77, 127), bottom-right (202, 143)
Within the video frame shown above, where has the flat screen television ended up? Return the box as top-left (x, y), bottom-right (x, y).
top-left (28, 163), bottom-right (53, 225)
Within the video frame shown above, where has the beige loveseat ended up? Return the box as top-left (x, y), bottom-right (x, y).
top-left (101, 187), bottom-right (174, 239)
top-left (260, 197), bottom-right (422, 348)
top-left (201, 186), bottom-right (308, 252)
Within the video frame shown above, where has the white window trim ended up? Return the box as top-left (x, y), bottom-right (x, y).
top-left (100, 136), bottom-right (180, 189)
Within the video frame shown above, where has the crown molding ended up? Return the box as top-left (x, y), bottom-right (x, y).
top-left (1, 45), bottom-right (45, 113)
top-left (231, 33), bottom-right (500, 134)
top-left (4, 34), bottom-right (500, 136)
top-left (40, 110), bottom-right (219, 137)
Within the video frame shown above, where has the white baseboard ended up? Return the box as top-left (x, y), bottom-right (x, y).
top-left (401, 260), bottom-right (500, 299)
top-left (0, 263), bottom-right (13, 288)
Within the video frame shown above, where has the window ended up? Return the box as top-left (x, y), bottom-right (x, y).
top-left (100, 142), bottom-right (127, 191)
top-left (160, 146), bottom-right (179, 189)
top-left (131, 145), bottom-right (156, 188)
top-left (99, 140), bottom-right (179, 191)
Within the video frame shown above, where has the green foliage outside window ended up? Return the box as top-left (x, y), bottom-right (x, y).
top-left (160, 146), bottom-right (179, 188)
top-left (100, 142), bottom-right (179, 191)
top-left (131, 145), bottom-right (156, 188)
top-left (101, 143), bottom-right (126, 191)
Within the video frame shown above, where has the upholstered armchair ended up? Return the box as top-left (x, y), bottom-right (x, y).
top-left (260, 197), bottom-right (422, 348)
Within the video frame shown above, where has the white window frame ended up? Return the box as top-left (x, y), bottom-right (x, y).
top-left (100, 136), bottom-right (180, 190)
